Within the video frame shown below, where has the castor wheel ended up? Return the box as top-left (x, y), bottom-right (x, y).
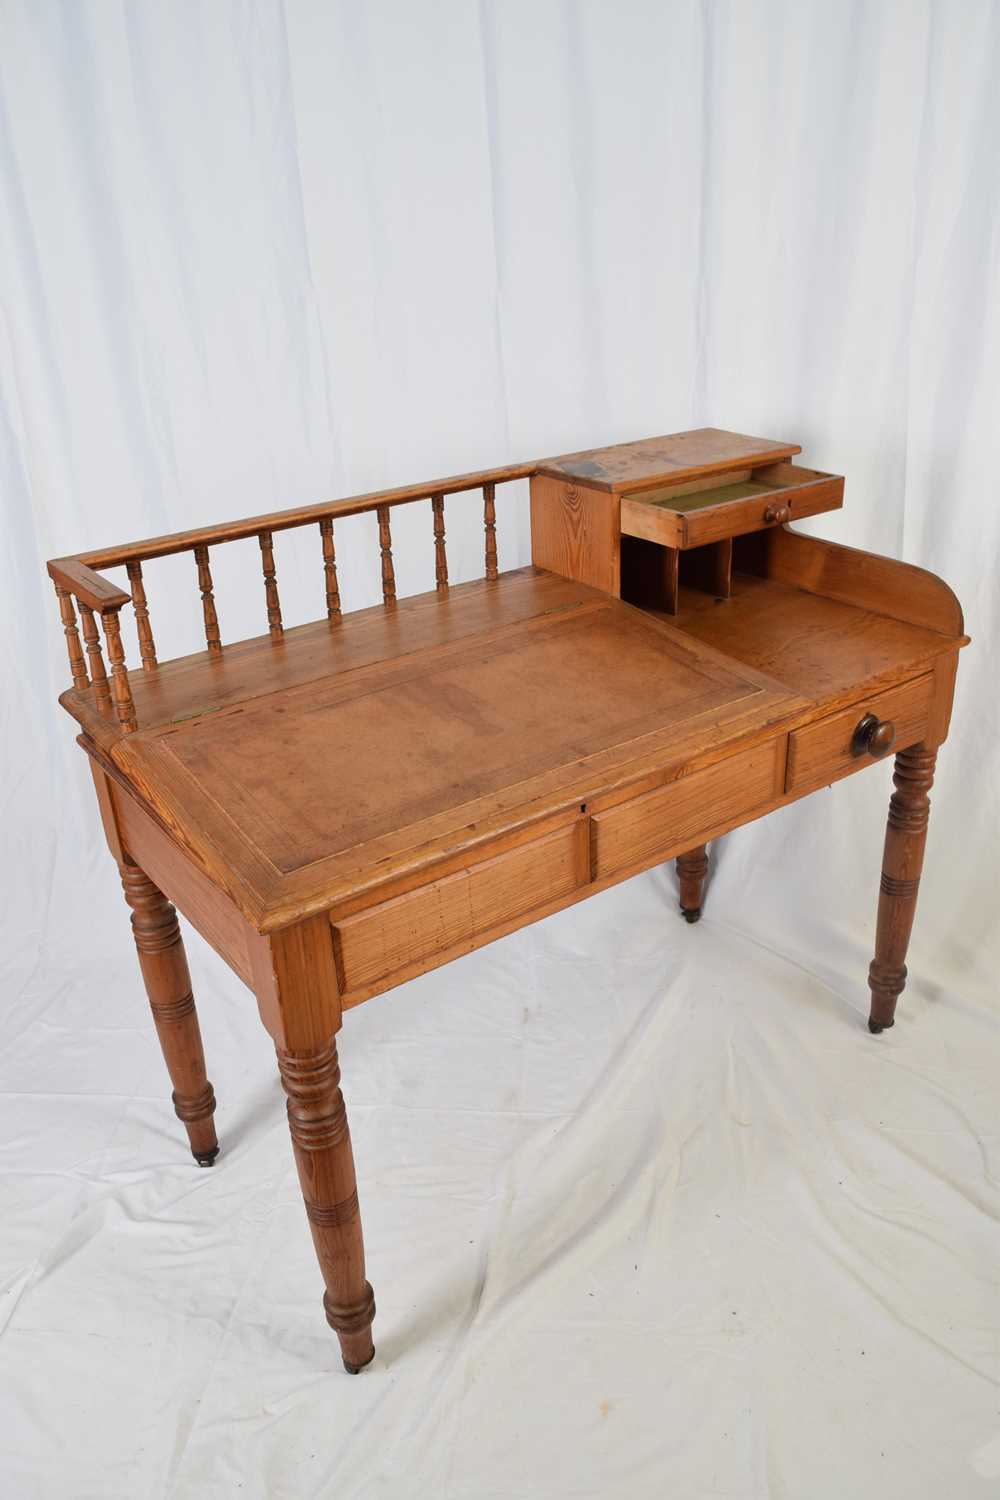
top-left (680, 905), bottom-right (701, 924)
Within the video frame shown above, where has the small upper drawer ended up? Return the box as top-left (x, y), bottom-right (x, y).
top-left (785, 674), bottom-right (934, 794)
top-left (620, 461), bottom-right (843, 550)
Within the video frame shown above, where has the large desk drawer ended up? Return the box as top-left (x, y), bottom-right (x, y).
top-left (332, 823), bottom-right (585, 993)
top-left (591, 739), bottom-right (785, 880)
top-left (785, 674), bottom-right (934, 794)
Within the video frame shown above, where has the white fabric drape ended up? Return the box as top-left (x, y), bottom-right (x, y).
top-left (1, 3), bottom-right (998, 1496)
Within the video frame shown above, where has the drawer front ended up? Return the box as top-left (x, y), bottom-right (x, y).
top-left (785, 674), bottom-right (934, 794)
top-left (620, 464), bottom-right (843, 550)
top-left (333, 823), bottom-right (585, 993)
top-left (591, 738), bottom-right (784, 880)
top-left (680, 467), bottom-right (842, 547)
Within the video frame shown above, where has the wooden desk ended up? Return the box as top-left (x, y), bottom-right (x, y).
top-left (48, 428), bottom-right (967, 1372)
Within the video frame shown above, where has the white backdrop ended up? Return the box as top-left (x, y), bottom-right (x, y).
top-left (2, 3), bottom-right (999, 1496)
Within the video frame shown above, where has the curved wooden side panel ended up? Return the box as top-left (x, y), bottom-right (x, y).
top-left (764, 527), bottom-right (966, 638)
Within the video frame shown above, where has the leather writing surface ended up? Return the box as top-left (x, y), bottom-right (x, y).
top-left (147, 600), bottom-right (773, 873)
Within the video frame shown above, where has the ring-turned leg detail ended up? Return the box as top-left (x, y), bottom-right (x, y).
top-left (120, 860), bottom-right (219, 1164)
top-left (277, 1039), bottom-right (375, 1372)
top-left (677, 844), bottom-right (709, 923)
top-left (867, 744), bottom-right (937, 1033)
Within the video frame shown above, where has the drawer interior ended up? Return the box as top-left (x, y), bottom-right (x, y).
top-left (620, 461), bottom-right (844, 552)
top-left (640, 473), bottom-right (774, 516)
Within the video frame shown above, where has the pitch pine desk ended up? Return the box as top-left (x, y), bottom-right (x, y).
top-left (48, 428), bottom-right (967, 1372)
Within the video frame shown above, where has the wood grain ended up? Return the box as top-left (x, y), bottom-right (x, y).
top-left (54, 458), bottom-right (538, 572)
top-left (431, 494), bottom-right (448, 590)
top-left (126, 560), bottom-right (158, 669)
top-left (376, 505), bottom-right (396, 604)
top-left (194, 545), bottom-right (222, 653)
top-left (868, 745), bottom-right (937, 1032)
top-left (78, 606), bottom-right (110, 707)
top-left (319, 517), bottom-right (342, 618)
top-left (763, 526), bottom-right (965, 637)
top-left (591, 739), bottom-right (784, 879)
top-left (111, 594), bottom-right (794, 902)
top-left (529, 475), bottom-right (620, 593)
top-left (484, 482), bottom-right (498, 581)
top-left (61, 568), bottom-right (591, 752)
top-left (620, 464), bottom-right (843, 549)
top-left (711, 539), bottom-right (733, 600)
top-left (924, 651), bottom-right (960, 748)
top-left (47, 556), bottom-right (130, 611)
top-left (249, 917), bottom-right (342, 1049)
top-left (333, 822), bottom-right (584, 993)
top-left (276, 1037), bottom-right (375, 1371)
top-left (120, 858), bottom-right (218, 1165)
top-left (89, 758), bottom-right (125, 864)
top-left (676, 845), bottom-right (709, 921)
top-left (101, 608), bottom-right (137, 732)
top-left (108, 755), bottom-right (258, 989)
top-left (785, 674), bottom-right (934, 793)
top-left (538, 428), bottom-right (801, 495)
top-left (672, 570), bottom-right (960, 704)
top-left (258, 530), bottom-right (283, 637)
top-left (54, 584), bottom-right (88, 690)
top-left (620, 535), bottom-right (681, 614)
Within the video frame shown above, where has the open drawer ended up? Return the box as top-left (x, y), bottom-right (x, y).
top-left (620, 461), bottom-right (844, 550)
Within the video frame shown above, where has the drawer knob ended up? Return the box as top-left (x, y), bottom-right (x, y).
top-left (764, 502), bottom-right (791, 525)
top-left (851, 713), bottom-right (896, 759)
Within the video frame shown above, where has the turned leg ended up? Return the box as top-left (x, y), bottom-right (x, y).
top-left (677, 844), bottom-right (709, 923)
top-left (121, 860), bottom-right (219, 1164)
top-left (868, 744), bottom-right (937, 1033)
top-left (277, 1039), bottom-right (375, 1372)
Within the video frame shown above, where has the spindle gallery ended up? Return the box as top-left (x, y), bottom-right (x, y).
top-left (48, 428), bottom-right (966, 1371)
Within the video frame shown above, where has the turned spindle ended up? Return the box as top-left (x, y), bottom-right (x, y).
top-left (79, 604), bottom-right (111, 704)
top-left (319, 517), bottom-right (342, 619)
top-left (484, 482), bottom-right (498, 581)
top-left (126, 560), bottom-right (158, 669)
top-left (377, 505), bottom-right (396, 604)
top-left (431, 494), bottom-right (448, 590)
top-left (677, 845), bottom-right (709, 922)
top-left (100, 607), bottom-right (137, 733)
top-left (868, 744), bottom-right (937, 1033)
top-left (277, 1039), bottom-right (375, 1372)
top-left (194, 545), bottom-right (222, 653)
top-left (258, 529), bottom-right (283, 637)
top-left (120, 860), bottom-right (219, 1165)
top-left (54, 584), bottom-right (88, 691)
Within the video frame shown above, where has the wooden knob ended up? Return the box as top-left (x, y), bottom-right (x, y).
top-left (850, 713), bottom-right (896, 759)
top-left (764, 503), bottom-right (791, 525)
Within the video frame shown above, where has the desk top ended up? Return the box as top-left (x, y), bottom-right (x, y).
top-left (53, 429), bottom-right (965, 940)
top-left (62, 557), bottom-right (960, 933)
top-left (85, 570), bottom-right (804, 929)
